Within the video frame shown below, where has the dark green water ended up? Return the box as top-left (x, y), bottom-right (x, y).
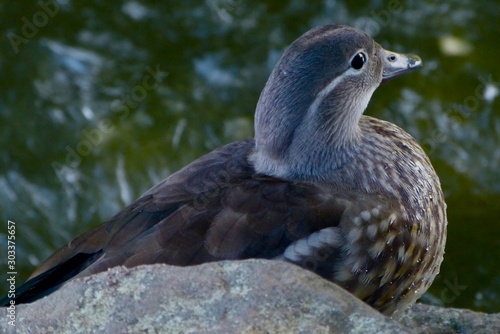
top-left (0, 1), bottom-right (499, 313)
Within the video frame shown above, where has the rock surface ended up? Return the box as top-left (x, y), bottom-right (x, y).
top-left (400, 303), bottom-right (500, 334)
top-left (1, 260), bottom-right (498, 333)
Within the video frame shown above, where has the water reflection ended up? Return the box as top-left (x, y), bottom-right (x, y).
top-left (0, 1), bottom-right (498, 312)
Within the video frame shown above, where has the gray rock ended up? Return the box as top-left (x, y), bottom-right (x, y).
top-left (2, 259), bottom-right (410, 334)
top-left (1, 260), bottom-right (498, 333)
top-left (400, 303), bottom-right (500, 334)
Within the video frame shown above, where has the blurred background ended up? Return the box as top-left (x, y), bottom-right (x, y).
top-left (0, 0), bottom-right (498, 313)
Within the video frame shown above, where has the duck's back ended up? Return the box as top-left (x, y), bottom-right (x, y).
top-left (7, 128), bottom-right (446, 316)
top-left (8, 139), bottom-right (347, 304)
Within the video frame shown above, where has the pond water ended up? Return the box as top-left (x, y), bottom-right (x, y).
top-left (0, 1), bottom-right (499, 313)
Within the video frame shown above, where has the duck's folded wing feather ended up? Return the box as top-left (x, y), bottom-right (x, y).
top-left (14, 139), bottom-right (389, 304)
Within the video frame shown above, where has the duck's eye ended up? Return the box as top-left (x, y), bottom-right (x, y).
top-left (350, 52), bottom-right (366, 70)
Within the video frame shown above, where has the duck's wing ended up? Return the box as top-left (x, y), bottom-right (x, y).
top-left (3, 139), bottom-right (389, 305)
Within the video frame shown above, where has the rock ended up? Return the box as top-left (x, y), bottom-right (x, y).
top-left (2, 259), bottom-right (410, 334)
top-left (400, 303), bottom-right (500, 334)
top-left (1, 260), bottom-right (498, 333)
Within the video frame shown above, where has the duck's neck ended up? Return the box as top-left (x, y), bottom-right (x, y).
top-left (251, 81), bottom-right (374, 181)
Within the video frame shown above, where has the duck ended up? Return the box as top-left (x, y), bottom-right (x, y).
top-left (0, 24), bottom-right (447, 316)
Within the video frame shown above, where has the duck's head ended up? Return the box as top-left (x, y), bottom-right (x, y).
top-left (252, 24), bottom-right (422, 180)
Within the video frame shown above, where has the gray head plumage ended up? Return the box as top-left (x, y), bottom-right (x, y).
top-left (251, 25), bottom-right (421, 180)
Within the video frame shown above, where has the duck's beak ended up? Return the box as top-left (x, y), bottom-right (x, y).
top-left (380, 48), bottom-right (422, 83)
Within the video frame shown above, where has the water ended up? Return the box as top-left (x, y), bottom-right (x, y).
top-left (0, 0), bottom-right (499, 313)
